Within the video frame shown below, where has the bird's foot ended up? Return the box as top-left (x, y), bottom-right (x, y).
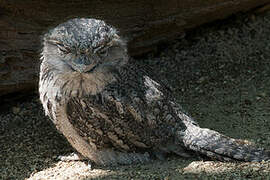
top-left (58, 152), bottom-right (92, 169)
top-left (92, 150), bottom-right (151, 166)
top-left (58, 152), bottom-right (88, 161)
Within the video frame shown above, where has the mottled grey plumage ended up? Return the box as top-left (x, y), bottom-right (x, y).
top-left (39, 18), bottom-right (270, 166)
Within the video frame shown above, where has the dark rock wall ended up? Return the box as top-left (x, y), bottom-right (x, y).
top-left (0, 0), bottom-right (269, 96)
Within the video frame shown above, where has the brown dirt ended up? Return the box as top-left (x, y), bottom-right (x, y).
top-left (1, 11), bottom-right (270, 180)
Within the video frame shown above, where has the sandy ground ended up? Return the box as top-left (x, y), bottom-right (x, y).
top-left (1, 10), bottom-right (270, 180)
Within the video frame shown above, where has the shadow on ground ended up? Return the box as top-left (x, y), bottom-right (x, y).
top-left (0, 98), bottom-right (73, 179)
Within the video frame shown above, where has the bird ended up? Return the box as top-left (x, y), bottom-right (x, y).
top-left (39, 18), bottom-right (270, 166)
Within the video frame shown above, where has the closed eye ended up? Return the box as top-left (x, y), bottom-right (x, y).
top-left (98, 49), bottom-right (108, 57)
top-left (47, 40), bottom-right (71, 54)
top-left (57, 43), bottom-right (71, 54)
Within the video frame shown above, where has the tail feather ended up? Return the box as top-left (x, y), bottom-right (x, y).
top-left (181, 124), bottom-right (270, 162)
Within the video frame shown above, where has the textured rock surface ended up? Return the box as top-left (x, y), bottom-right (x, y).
top-left (0, 0), bottom-right (269, 96)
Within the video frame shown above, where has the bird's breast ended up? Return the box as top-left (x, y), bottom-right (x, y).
top-left (55, 70), bottom-right (117, 99)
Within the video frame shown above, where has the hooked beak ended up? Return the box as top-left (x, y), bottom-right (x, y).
top-left (71, 63), bottom-right (98, 73)
top-left (69, 55), bottom-right (99, 73)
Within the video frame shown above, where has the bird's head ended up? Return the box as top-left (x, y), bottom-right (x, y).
top-left (42, 18), bottom-right (128, 73)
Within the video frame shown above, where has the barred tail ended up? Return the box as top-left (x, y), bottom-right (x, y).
top-left (181, 124), bottom-right (270, 162)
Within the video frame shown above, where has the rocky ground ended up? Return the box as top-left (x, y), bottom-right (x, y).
top-left (1, 10), bottom-right (270, 180)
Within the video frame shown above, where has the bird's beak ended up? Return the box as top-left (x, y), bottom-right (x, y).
top-left (70, 55), bottom-right (98, 73)
top-left (72, 63), bottom-right (97, 73)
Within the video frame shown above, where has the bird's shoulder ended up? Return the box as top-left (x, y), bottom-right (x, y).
top-left (108, 61), bottom-right (173, 98)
